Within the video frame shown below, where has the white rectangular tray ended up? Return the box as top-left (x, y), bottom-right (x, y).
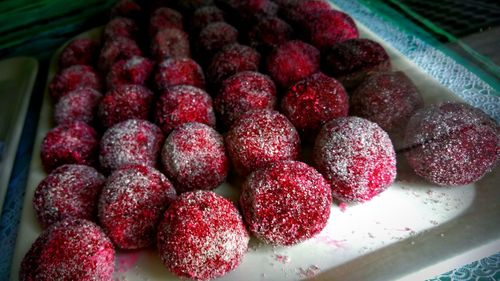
top-left (10, 9), bottom-right (500, 281)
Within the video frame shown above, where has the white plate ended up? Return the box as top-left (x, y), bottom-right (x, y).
top-left (10, 13), bottom-right (500, 281)
top-left (0, 57), bottom-right (38, 213)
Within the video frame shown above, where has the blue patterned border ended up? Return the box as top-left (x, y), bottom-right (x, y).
top-left (427, 252), bottom-right (500, 281)
top-left (332, 0), bottom-right (500, 123)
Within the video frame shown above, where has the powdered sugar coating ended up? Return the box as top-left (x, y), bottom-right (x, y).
top-left (149, 7), bottom-right (184, 36)
top-left (54, 88), bottom-right (102, 125)
top-left (240, 160), bottom-right (331, 245)
top-left (58, 38), bottom-right (99, 69)
top-left (281, 0), bottom-right (330, 27)
top-left (266, 40), bottom-right (320, 89)
top-left (33, 165), bottom-right (105, 228)
top-left (351, 71), bottom-right (423, 132)
top-left (103, 17), bottom-right (139, 40)
top-left (305, 9), bottom-right (359, 50)
top-left (151, 28), bottom-right (191, 62)
top-left (98, 165), bottom-right (176, 249)
top-left (214, 71), bottom-right (277, 128)
top-left (20, 219), bottom-right (115, 281)
top-left (207, 43), bottom-right (261, 90)
top-left (225, 109), bottom-right (300, 176)
top-left (106, 56), bottom-right (154, 89)
top-left (155, 85), bottom-right (216, 134)
top-left (404, 102), bottom-right (500, 186)
top-left (41, 121), bottom-right (99, 172)
top-left (99, 119), bottom-right (164, 172)
top-left (49, 65), bottom-right (102, 102)
top-left (281, 72), bottom-right (348, 134)
top-left (197, 22), bottom-right (238, 58)
top-left (157, 190), bottom-right (249, 281)
top-left (314, 117), bottom-right (397, 202)
top-left (98, 36), bottom-right (142, 72)
top-left (154, 58), bottom-right (205, 91)
top-left (161, 122), bottom-right (229, 193)
top-left (98, 84), bottom-right (154, 128)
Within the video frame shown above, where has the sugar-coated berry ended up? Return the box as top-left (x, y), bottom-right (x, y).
top-left (20, 219), bottom-right (115, 281)
top-left (247, 16), bottom-right (293, 53)
top-left (225, 109), bottom-right (300, 176)
top-left (99, 119), bottom-right (164, 172)
top-left (351, 71), bottom-right (423, 133)
top-left (103, 17), bottom-right (139, 40)
top-left (98, 165), bottom-right (176, 249)
top-left (281, 72), bottom-right (348, 134)
top-left (155, 85), bottom-right (216, 134)
top-left (97, 84), bottom-right (154, 128)
top-left (151, 28), bottom-right (191, 61)
top-left (305, 9), bottom-right (358, 50)
top-left (154, 58), bottom-right (205, 91)
top-left (214, 71), bottom-right (276, 128)
top-left (281, 0), bottom-right (330, 28)
top-left (149, 7), bottom-right (183, 36)
top-left (240, 160), bottom-right (331, 245)
top-left (157, 190), bottom-right (249, 281)
top-left (58, 38), bottom-right (99, 69)
top-left (266, 40), bottom-right (319, 89)
top-left (404, 102), bottom-right (499, 186)
top-left (98, 36), bottom-right (142, 72)
top-left (41, 121), bottom-right (99, 172)
top-left (54, 88), bottom-right (102, 125)
top-left (49, 65), bottom-right (102, 102)
top-left (196, 22), bottom-right (238, 58)
top-left (106, 56), bottom-right (154, 89)
top-left (161, 122), bottom-right (229, 193)
top-left (190, 6), bottom-right (225, 32)
top-left (314, 117), bottom-right (397, 202)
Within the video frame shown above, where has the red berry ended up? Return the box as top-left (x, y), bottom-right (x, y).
top-left (247, 16), bottom-right (293, 53)
top-left (99, 119), bottom-right (164, 172)
top-left (20, 219), bottom-right (114, 281)
top-left (98, 37), bottom-right (142, 72)
top-left (33, 165), bottom-right (105, 228)
top-left (157, 190), bottom-right (249, 281)
top-left (41, 122), bottom-right (99, 172)
top-left (54, 88), bottom-right (102, 125)
top-left (225, 109), bottom-right (300, 176)
top-left (58, 39), bottom-right (99, 69)
top-left (149, 7), bottom-right (183, 36)
top-left (281, 72), bottom-right (348, 134)
top-left (266, 40), bottom-right (320, 89)
top-left (235, 0), bottom-right (278, 25)
top-left (281, 0), bottom-right (330, 27)
top-left (154, 58), bottom-right (206, 91)
top-left (98, 84), bottom-right (154, 128)
top-left (110, 0), bottom-right (143, 20)
top-left (322, 38), bottom-right (391, 90)
top-left (155, 85), bottom-right (216, 134)
top-left (240, 160), bottom-right (331, 245)
top-left (351, 71), bottom-right (423, 133)
top-left (151, 28), bottom-right (191, 61)
top-left (306, 9), bottom-right (358, 50)
top-left (49, 65), bottom-right (102, 102)
top-left (106, 56), bottom-right (154, 89)
top-left (404, 102), bottom-right (499, 186)
top-left (98, 165), bottom-right (176, 249)
top-left (214, 71), bottom-right (276, 128)
top-left (197, 22), bottom-right (238, 58)
top-left (190, 6), bottom-right (225, 32)
top-left (314, 117), bottom-right (397, 203)
top-left (103, 17), bottom-right (139, 40)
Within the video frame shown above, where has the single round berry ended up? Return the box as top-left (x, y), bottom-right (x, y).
top-left (234, 0), bottom-right (278, 25)
top-left (33, 165), bottom-right (105, 228)
top-left (98, 84), bottom-right (154, 128)
top-left (281, 0), bottom-right (330, 27)
top-left (207, 43), bottom-right (261, 89)
top-left (41, 122), bottom-right (99, 172)
top-left (314, 117), bottom-right (397, 202)
top-left (190, 6), bottom-right (225, 32)
top-left (157, 190), bottom-right (249, 281)
top-left (226, 109), bottom-right (300, 176)
top-left (161, 122), bottom-right (229, 193)
top-left (197, 22), bottom-right (238, 58)
top-left (98, 165), bottom-right (176, 249)
top-left (20, 219), bottom-right (114, 281)
top-left (54, 88), bottom-right (102, 125)
top-left (404, 102), bottom-right (499, 186)
top-left (98, 36), bottom-right (142, 72)
top-left (99, 119), bottom-right (164, 172)
top-left (266, 40), bottom-right (320, 89)
top-left (155, 85), bottom-right (216, 134)
top-left (49, 65), bottom-right (102, 102)
top-left (247, 17), bottom-right (293, 53)
top-left (149, 7), bottom-right (184, 36)
top-left (322, 38), bottom-right (391, 90)
top-left (351, 71), bottom-right (423, 133)
top-left (106, 56), bottom-right (154, 89)
top-left (103, 17), bottom-right (139, 40)
top-left (305, 9), bottom-right (358, 50)
top-left (154, 58), bottom-right (205, 91)
top-left (151, 28), bottom-right (191, 61)
top-left (281, 72), bottom-right (348, 134)
top-left (58, 38), bottom-right (99, 69)
top-left (240, 160), bottom-right (331, 245)
top-left (214, 71), bottom-right (276, 128)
